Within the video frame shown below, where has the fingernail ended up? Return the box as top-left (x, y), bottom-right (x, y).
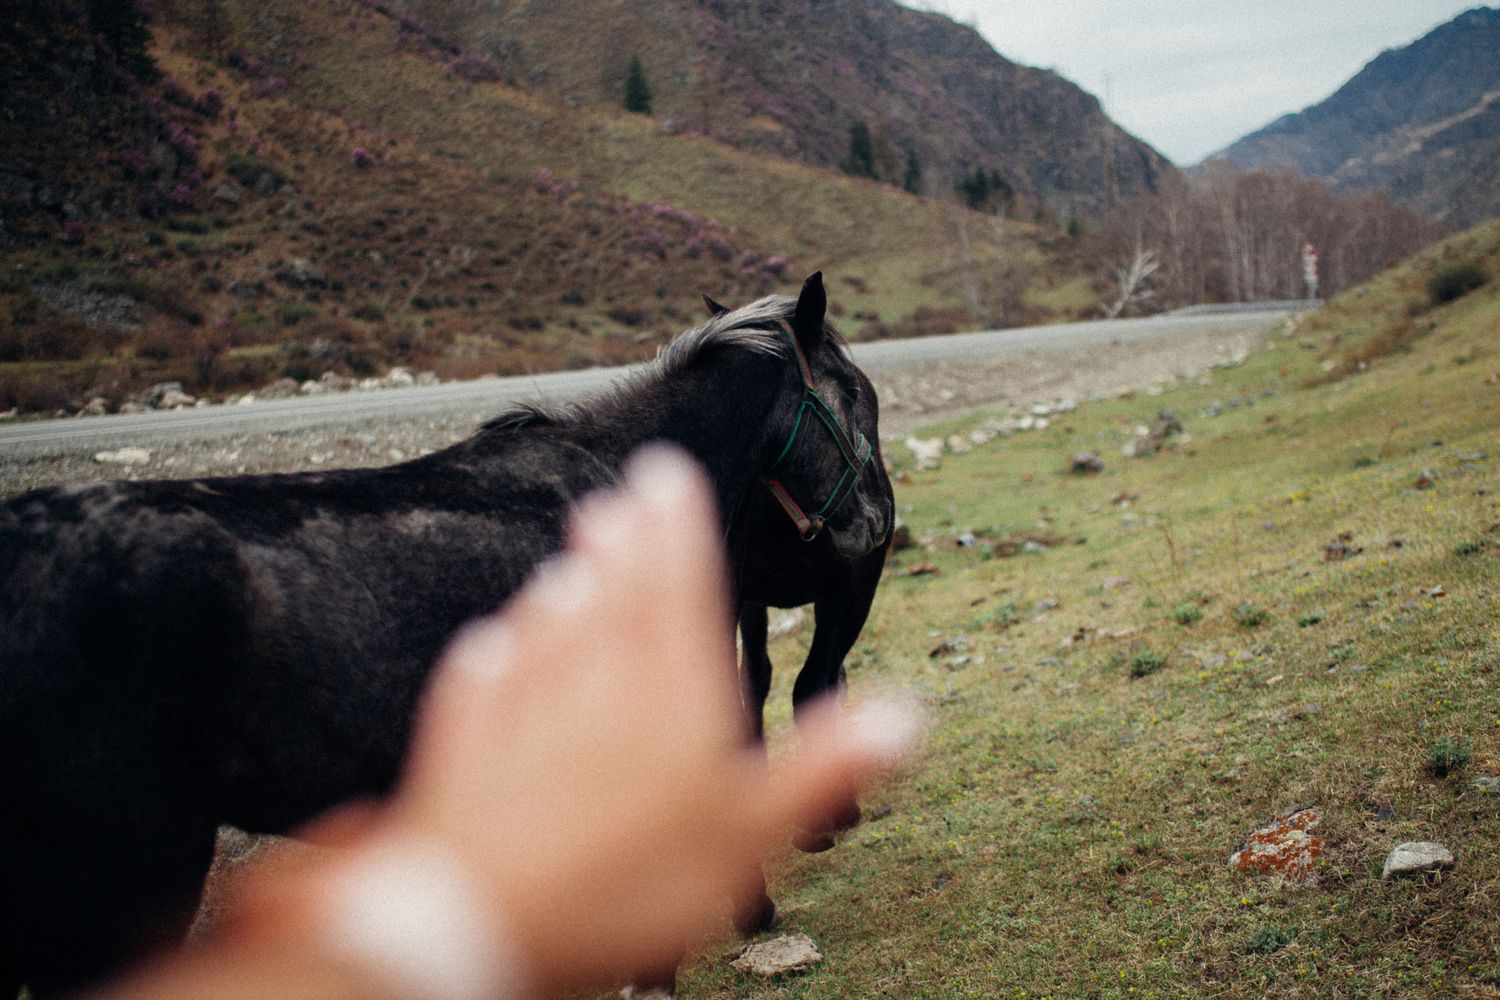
top-left (449, 619), bottom-right (516, 684)
top-left (526, 554), bottom-right (596, 617)
top-left (624, 445), bottom-right (701, 511)
top-left (570, 490), bottom-right (634, 554)
top-left (845, 697), bottom-right (923, 764)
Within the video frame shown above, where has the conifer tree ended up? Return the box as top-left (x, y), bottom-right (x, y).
top-left (86, 0), bottom-right (154, 77)
top-left (902, 149), bottom-right (923, 194)
top-left (624, 56), bottom-right (653, 115)
top-left (839, 123), bottom-right (878, 180)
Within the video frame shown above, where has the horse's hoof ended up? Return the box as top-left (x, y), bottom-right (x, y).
top-left (832, 800), bottom-right (863, 832)
top-left (621, 973), bottom-right (677, 998)
top-left (792, 828), bottom-right (836, 853)
top-left (732, 893), bottom-right (777, 937)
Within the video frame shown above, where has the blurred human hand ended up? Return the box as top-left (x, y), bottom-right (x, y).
top-left (374, 446), bottom-right (918, 994)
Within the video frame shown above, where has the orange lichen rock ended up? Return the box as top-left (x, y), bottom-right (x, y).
top-left (1228, 808), bottom-right (1324, 882)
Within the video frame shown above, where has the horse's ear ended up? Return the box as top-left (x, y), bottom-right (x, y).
top-left (792, 271), bottom-right (826, 351)
top-left (702, 294), bottom-right (730, 318)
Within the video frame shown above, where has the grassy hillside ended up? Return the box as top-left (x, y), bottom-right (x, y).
top-left (687, 221), bottom-right (1500, 997)
top-left (0, 0), bottom-right (1087, 413)
top-left (375, 0), bottom-right (1173, 218)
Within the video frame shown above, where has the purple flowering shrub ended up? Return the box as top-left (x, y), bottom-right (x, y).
top-left (448, 52), bottom-right (502, 82)
top-left (195, 88), bottom-right (225, 118)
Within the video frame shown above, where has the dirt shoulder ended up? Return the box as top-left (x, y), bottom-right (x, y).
top-left (0, 325), bottom-right (1264, 498)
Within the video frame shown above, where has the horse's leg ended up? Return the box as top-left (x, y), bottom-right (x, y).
top-left (10, 793), bottom-right (217, 999)
top-left (739, 603), bottom-right (773, 743)
top-left (789, 552), bottom-right (885, 852)
top-left (1, 705), bottom-right (218, 997)
top-left (731, 602), bottom-right (778, 936)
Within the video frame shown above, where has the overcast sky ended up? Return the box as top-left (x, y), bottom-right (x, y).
top-left (912, 2), bottom-right (1483, 165)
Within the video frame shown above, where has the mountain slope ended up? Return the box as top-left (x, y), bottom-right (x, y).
top-left (374, 0), bottom-right (1172, 218)
top-left (0, 0), bottom-right (1095, 413)
top-left (1212, 6), bottom-right (1500, 225)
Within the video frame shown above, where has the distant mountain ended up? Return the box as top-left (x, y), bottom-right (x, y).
top-left (1211, 6), bottom-right (1500, 226)
top-left (375, 0), bottom-right (1172, 218)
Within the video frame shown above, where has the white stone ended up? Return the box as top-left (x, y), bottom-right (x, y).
top-left (767, 607), bottom-right (806, 641)
top-left (904, 436), bottom-right (943, 470)
top-left (1382, 841), bottom-right (1454, 879)
top-left (729, 933), bottom-right (823, 977)
top-left (94, 447), bottom-right (151, 466)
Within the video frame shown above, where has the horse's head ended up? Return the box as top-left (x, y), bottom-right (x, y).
top-left (709, 273), bottom-right (894, 560)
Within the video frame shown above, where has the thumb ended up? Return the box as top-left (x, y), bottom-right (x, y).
top-left (755, 695), bottom-right (922, 843)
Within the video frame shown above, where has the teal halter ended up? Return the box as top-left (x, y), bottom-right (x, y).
top-left (760, 320), bottom-right (873, 541)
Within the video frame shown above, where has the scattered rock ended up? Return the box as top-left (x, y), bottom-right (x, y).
top-left (767, 607), bottom-right (806, 641)
top-left (1031, 597), bottom-right (1060, 618)
top-left (212, 182), bottom-right (242, 206)
top-left (1070, 451), bottom-right (1104, 475)
top-left (729, 933), bottom-right (823, 977)
top-left (93, 447), bottom-right (152, 466)
top-left (889, 519), bottom-right (913, 550)
top-left (284, 258), bottom-right (326, 287)
top-left (1123, 410), bottom-right (1184, 458)
top-left (1382, 842), bottom-right (1454, 879)
top-left (897, 562), bottom-right (939, 577)
top-left (32, 280), bottom-right (143, 331)
top-left (904, 435), bottom-right (943, 471)
top-left (1229, 807), bottom-right (1323, 882)
top-left (1323, 532), bottom-right (1362, 561)
top-left (1472, 776), bottom-right (1500, 793)
top-left (384, 367), bottom-right (416, 388)
top-left (150, 384), bottom-right (197, 409)
top-left (80, 396), bottom-right (110, 417)
top-left (259, 377), bottom-right (300, 400)
top-left (928, 635), bottom-right (970, 658)
top-left (226, 279), bottom-right (263, 301)
top-left (1101, 575), bottom-right (1131, 591)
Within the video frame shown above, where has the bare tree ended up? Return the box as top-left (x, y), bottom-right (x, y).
top-left (1086, 164), bottom-right (1447, 308)
top-left (1100, 238), bottom-right (1159, 318)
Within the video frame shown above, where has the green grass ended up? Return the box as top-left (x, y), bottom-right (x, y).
top-left (674, 220), bottom-right (1500, 998)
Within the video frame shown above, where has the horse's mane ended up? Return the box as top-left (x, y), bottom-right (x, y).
top-left (481, 294), bottom-right (836, 433)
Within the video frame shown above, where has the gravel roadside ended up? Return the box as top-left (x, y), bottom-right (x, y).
top-left (0, 324), bottom-right (1262, 499)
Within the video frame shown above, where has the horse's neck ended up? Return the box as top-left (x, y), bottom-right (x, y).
top-left (593, 362), bottom-right (782, 516)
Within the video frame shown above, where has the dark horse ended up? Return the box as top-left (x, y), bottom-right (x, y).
top-left (0, 273), bottom-right (891, 997)
top-left (710, 294), bottom-right (893, 859)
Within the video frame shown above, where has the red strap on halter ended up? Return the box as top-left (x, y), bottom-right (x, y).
top-left (760, 476), bottom-right (823, 541)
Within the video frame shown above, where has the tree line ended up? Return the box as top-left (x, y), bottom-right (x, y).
top-left (1084, 163), bottom-right (1448, 311)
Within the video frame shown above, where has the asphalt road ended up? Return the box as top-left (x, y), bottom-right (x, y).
top-left (0, 307), bottom-right (1303, 460)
